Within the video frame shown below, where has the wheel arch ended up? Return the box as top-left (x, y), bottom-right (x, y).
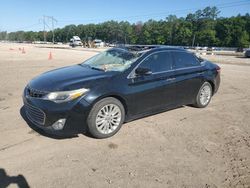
top-left (206, 80), bottom-right (215, 95)
top-left (92, 94), bottom-right (128, 116)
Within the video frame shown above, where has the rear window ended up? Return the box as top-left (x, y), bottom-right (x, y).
top-left (172, 51), bottom-right (200, 69)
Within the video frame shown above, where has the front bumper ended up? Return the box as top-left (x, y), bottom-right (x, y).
top-left (22, 88), bottom-right (91, 135)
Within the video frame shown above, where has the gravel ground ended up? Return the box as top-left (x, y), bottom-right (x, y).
top-left (0, 43), bottom-right (249, 188)
top-left (200, 54), bottom-right (250, 66)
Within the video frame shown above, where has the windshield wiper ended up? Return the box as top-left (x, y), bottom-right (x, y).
top-left (80, 64), bottom-right (104, 71)
top-left (90, 66), bottom-right (105, 71)
top-left (79, 64), bottom-right (90, 68)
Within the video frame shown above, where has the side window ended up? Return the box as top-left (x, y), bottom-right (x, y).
top-left (173, 51), bottom-right (200, 69)
top-left (139, 52), bottom-right (172, 73)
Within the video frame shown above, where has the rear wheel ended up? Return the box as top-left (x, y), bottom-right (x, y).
top-left (193, 82), bottom-right (212, 108)
top-left (87, 97), bottom-right (125, 138)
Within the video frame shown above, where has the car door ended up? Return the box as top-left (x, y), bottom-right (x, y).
top-left (127, 51), bottom-right (176, 115)
top-left (171, 51), bottom-right (205, 105)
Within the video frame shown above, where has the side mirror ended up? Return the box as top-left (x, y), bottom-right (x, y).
top-left (135, 67), bottom-right (152, 76)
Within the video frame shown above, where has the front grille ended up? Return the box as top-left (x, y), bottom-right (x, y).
top-left (25, 102), bottom-right (45, 126)
top-left (27, 87), bottom-right (48, 98)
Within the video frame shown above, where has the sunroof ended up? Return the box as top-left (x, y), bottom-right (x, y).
top-left (125, 45), bottom-right (160, 52)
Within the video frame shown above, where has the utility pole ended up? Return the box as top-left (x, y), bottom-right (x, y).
top-left (124, 34), bottom-right (127, 44)
top-left (49, 16), bottom-right (57, 44)
top-left (192, 34), bottom-right (196, 47)
top-left (40, 15), bottom-right (57, 43)
top-left (43, 15), bottom-right (46, 43)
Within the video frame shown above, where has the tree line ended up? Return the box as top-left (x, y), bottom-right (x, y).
top-left (0, 6), bottom-right (249, 47)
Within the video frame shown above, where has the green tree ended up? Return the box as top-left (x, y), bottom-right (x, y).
top-left (4, 7), bottom-right (250, 48)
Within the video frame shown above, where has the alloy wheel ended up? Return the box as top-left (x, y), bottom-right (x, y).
top-left (199, 85), bottom-right (212, 106)
top-left (95, 104), bottom-right (122, 134)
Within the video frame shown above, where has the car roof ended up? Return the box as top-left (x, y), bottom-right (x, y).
top-left (116, 45), bottom-right (186, 55)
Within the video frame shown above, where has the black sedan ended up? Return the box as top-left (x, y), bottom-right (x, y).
top-left (23, 46), bottom-right (220, 138)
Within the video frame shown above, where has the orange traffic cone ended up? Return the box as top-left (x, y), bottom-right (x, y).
top-left (48, 51), bottom-right (53, 60)
top-left (22, 47), bottom-right (26, 54)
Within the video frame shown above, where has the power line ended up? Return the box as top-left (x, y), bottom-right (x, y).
top-left (57, 0), bottom-right (250, 24)
top-left (6, 0), bottom-right (250, 32)
top-left (8, 23), bottom-right (41, 32)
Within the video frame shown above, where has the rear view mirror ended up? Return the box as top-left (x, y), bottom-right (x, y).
top-left (135, 67), bottom-right (152, 76)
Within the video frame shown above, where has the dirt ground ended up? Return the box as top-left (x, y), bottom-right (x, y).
top-left (0, 43), bottom-right (249, 188)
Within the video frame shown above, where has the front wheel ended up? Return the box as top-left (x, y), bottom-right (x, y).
top-left (193, 82), bottom-right (212, 108)
top-left (87, 97), bottom-right (125, 139)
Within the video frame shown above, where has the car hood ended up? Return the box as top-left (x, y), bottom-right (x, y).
top-left (28, 64), bottom-right (115, 91)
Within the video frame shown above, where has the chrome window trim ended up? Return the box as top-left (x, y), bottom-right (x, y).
top-left (127, 50), bottom-right (202, 79)
top-left (127, 50), bottom-right (172, 79)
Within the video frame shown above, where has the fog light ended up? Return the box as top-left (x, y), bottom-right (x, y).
top-left (52, 118), bottom-right (66, 130)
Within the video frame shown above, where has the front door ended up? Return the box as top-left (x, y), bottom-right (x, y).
top-left (127, 51), bottom-right (176, 115)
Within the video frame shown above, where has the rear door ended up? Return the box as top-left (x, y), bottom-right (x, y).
top-left (127, 51), bottom-right (176, 115)
top-left (171, 51), bottom-right (205, 105)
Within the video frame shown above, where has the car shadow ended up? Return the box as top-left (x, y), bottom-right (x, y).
top-left (0, 168), bottom-right (30, 188)
top-left (20, 105), bottom-right (189, 140)
top-left (124, 105), bottom-right (186, 123)
top-left (19, 106), bottom-right (88, 139)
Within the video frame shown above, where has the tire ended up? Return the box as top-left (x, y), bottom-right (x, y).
top-left (193, 82), bottom-right (212, 108)
top-left (87, 97), bottom-right (125, 139)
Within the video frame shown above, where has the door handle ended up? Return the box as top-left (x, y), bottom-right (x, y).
top-left (198, 71), bottom-right (205, 75)
top-left (166, 78), bottom-right (176, 81)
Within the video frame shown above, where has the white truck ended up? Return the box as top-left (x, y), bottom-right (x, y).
top-left (94, 39), bottom-right (105, 48)
top-left (69, 36), bottom-right (82, 47)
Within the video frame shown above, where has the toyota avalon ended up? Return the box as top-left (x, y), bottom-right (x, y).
top-left (23, 46), bottom-right (220, 138)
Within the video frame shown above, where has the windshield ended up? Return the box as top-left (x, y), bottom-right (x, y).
top-left (81, 48), bottom-right (139, 72)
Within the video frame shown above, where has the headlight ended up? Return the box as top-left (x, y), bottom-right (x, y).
top-left (43, 88), bottom-right (89, 103)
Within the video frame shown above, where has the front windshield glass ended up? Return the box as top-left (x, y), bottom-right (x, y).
top-left (82, 48), bottom-right (139, 72)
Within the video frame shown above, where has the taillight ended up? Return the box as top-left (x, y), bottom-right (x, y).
top-left (216, 66), bottom-right (221, 73)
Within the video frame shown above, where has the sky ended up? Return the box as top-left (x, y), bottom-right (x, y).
top-left (0, 0), bottom-right (249, 32)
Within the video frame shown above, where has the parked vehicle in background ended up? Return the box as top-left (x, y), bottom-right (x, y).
top-left (201, 47), bottom-right (208, 50)
top-left (107, 43), bottom-right (116, 47)
top-left (245, 49), bottom-right (250, 57)
top-left (236, 47), bottom-right (244, 52)
top-left (207, 47), bottom-right (215, 51)
top-left (23, 45), bottom-right (221, 138)
top-left (93, 39), bottom-right (105, 48)
top-left (69, 36), bottom-right (82, 47)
